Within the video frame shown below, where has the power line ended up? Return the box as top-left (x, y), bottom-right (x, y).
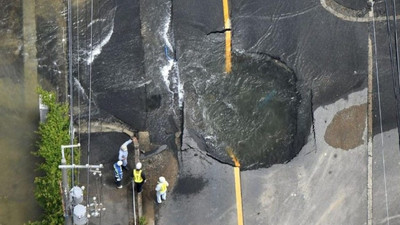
top-left (87, 0), bottom-right (94, 208)
top-left (67, 0), bottom-right (75, 187)
top-left (76, 0), bottom-right (81, 186)
top-left (392, 0), bottom-right (400, 90)
top-left (372, 2), bottom-right (390, 224)
top-left (373, 0), bottom-right (400, 223)
top-left (65, 0), bottom-right (107, 223)
top-left (388, 0), bottom-right (400, 147)
top-left (77, 0), bottom-right (81, 145)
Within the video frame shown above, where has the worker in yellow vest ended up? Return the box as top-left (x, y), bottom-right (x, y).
top-left (133, 162), bottom-right (146, 193)
top-left (155, 176), bottom-right (169, 203)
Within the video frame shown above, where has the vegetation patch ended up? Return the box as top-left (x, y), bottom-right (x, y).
top-left (28, 88), bottom-right (79, 225)
top-left (139, 216), bottom-right (148, 225)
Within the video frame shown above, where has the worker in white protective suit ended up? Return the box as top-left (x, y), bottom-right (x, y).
top-left (155, 176), bottom-right (169, 203)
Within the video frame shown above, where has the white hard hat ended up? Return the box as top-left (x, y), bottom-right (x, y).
top-left (136, 162), bottom-right (142, 170)
top-left (159, 176), bottom-right (166, 183)
top-left (121, 145), bottom-right (128, 151)
top-left (117, 161), bottom-right (123, 166)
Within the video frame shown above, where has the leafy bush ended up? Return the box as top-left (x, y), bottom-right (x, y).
top-left (139, 216), bottom-right (148, 225)
top-left (28, 88), bottom-right (79, 225)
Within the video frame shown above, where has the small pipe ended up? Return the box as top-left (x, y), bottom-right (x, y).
top-left (61, 143), bottom-right (81, 160)
top-left (59, 164), bottom-right (103, 169)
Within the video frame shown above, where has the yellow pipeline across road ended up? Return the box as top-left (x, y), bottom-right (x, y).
top-left (222, 0), bottom-right (232, 73)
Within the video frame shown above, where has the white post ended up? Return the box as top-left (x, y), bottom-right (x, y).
top-left (60, 143), bottom-right (81, 225)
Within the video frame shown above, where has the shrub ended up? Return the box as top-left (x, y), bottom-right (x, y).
top-left (28, 88), bottom-right (79, 225)
top-left (139, 216), bottom-right (148, 225)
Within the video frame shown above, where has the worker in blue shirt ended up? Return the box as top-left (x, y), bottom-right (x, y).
top-left (114, 161), bottom-right (123, 189)
top-left (118, 136), bottom-right (136, 170)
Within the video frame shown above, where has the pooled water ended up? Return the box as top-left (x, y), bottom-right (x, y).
top-left (196, 53), bottom-right (303, 169)
top-left (0, 1), bottom-right (42, 223)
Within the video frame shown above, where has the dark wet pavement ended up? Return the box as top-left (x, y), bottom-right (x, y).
top-left (156, 149), bottom-right (237, 225)
top-left (79, 132), bottom-right (135, 225)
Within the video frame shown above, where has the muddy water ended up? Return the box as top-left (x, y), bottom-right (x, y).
top-left (0, 73), bottom-right (41, 224)
top-left (0, 0), bottom-right (42, 223)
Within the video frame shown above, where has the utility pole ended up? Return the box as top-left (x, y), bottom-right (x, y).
top-left (61, 144), bottom-right (79, 225)
top-left (60, 144), bottom-right (104, 225)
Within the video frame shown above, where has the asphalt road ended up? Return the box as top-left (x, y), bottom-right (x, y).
top-left (71, 0), bottom-right (400, 224)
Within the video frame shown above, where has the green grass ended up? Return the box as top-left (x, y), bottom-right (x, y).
top-left (139, 216), bottom-right (148, 225)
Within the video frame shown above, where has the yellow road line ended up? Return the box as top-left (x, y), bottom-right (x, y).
top-left (226, 147), bottom-right (244, 225)
top-left (234, 166), bottom-right (244, 225)
top-left (225, 30), bottom-right (232, 73)
top-left (222, 0), bottom-right (230, 26)
top-left (222, 0), bottom-right (232, 73)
